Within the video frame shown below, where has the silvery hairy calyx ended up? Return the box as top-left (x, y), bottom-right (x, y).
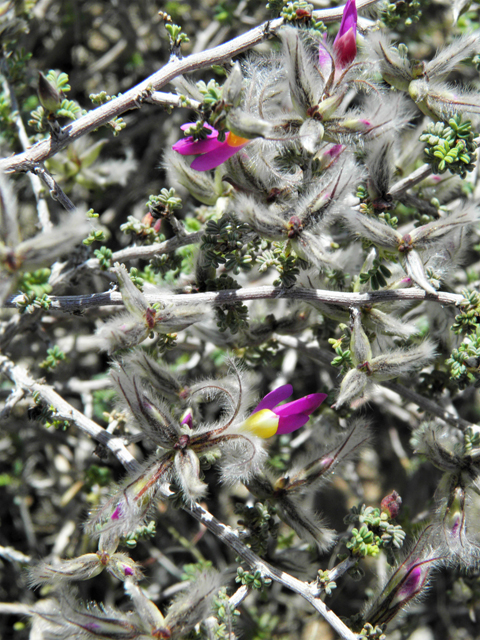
top-left (2, 1), bottom-right (480, 639)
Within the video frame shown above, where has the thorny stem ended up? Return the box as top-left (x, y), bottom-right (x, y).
top-left (0, 0), bottom-right (380, 175)
top-left (4, 284), bottom-right (465, 313)
top-left (185, 501), bottom-right (359, 640)
top-left (0, 354), bottom-right (140, 474)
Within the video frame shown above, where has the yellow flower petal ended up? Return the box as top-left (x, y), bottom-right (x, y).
top-left (240, 409), bottom-right (279, 439)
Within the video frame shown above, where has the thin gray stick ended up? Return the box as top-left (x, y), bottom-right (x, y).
top-left (389, 136), bottom-right (480, 198)
top-left (31, 165), bottom-right (76, 212)
top-left (185, 501), bottom-right (359, 640)
top-left (4, 284), bottom-right (464, 313)
top-left (2, 78), bottom-right (52, 231)
top-left (53, 231), bottom-right (204, 284)
top-left (0, 0), bottom-right (380, 175)
top-left (0, 355), bottom-right (140, 474)
top-left (0, 387), bottom-right (25, 419)
top-left (382, 381), bottom-right (474, 432)
top-left (146, 91), bottom-right (201, 110)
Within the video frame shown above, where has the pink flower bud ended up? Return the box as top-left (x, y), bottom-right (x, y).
top-left (333, 0), bottom-right (357, 68)
top-left (381, 491), bottom-right (402, 519)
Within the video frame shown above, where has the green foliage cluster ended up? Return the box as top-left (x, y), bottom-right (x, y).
top-left (420, 115), bottom-right (477, 178)
top-left (344, 505), bottom-right (406, 559)
top-left (381, 0), bottom-right (422, 27)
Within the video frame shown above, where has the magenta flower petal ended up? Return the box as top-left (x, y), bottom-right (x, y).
top-left (326, 144), bottom-right (344, 159)
top-left (333, 29), bottom-right (357, 68)
top-left (252, 384), bottom-right (293, 414)
top-left (190, 140), bottom-right (248, 171)
top-left (274, 393), bottom-right (327, 417)
top-left (172, 136), bottom-right (223, 156)
top-left (398, 565), bottom-right (424, 599)
top-left (277, 413), bottom-right (310, 435)
top-left (336, 0), bottom-right (357, 39)
top-left (111, 505), bottom-right (122, 520)
top-left (333, 0), bottom-right (357, 68)
top-left (318, 38), bottom-right (333, 72)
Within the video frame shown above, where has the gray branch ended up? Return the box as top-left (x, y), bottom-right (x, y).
top-left (0, 355), bottom-right (140, 474)
top-left (185, 501), bottom-right (359, 640)
top-left (4, 284), bottom-right (464, 313)
top-left (0, 0), bottom-right (380, 175)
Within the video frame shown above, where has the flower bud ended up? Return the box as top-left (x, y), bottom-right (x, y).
top-left (381, 491), bottom-right (402, 519)
top-left (125, 581), bottom-right (169, 636)
top-left (114, 262), bottom-right (152, 319)
top-left (299, 119), bottom-right (325, 154)
top-left (29, 554), bottom-right (104, 586)
top-left (37, 71), bottom-right (62, 114)
top-left (334, 368), bottom-right (368, 409)
top-left (180, 407), bottom-right (194, 429)
top-left (443, 485), bottom-right (466, 544)
top-left (226, 109), bottom-right (273, 140)
top-left (164, 569), bottom-right (223, 638)
top-left (364, 529), bottom-right (443, 626)
top-left (107, 552), bottom-right (143, 582)
top-left (315, 94), bottom-right (344, 120)
top-left (403, 249), bottom-right (437, 294)
top-left (222, 61), bottom-right (244, 106)
top-left (350, 307), bottom-right (372, 366)
top-left (339, 118), bottom-right (371, 132)
top-left (333, 0), bottom-right (357, 68)
top-left (174, 448), bottom-right (207, 503)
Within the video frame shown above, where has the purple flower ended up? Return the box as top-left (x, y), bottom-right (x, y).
top-left (240, 384), bottom-right (327, 438)
top-left (334, 0), bottom-right (357, 68)
top-left (172, 123), bottom-right (250, 171)
top-left (365, 528), bottom-right (443, 626)
top-left (319, 0), bottom-right (357, 72)
top-left (180, 407), bottom-right (194, 429)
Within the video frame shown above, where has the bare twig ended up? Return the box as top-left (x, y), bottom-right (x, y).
top-left (0, 308), bottom-right (43, 352)
top-left (381, 381), bottom-right (475, 431)
top-left (0, 355), bottom-right (140, 474)
top-left (389, 136), bottom-right (480, 198)
top-left (388, 163), bottom-right (433, 199)
top-left (31, 165), bottom-right (76, 212)
top-left (2, 78), bottom-right (52, 231)
top-left (0, 545), bottom-right (32, 565)
top-left (51, 231), bottom-right (204, 285)
top-left (4, 284), bottom-right (464, 313)
top-left (0, 0), bottom-right (380, 175)
top-left (185, 501), bottom-right (359, 640)
top-left (0, 603), bottom-right (33, 616)
top-left (146, 91), bottom-right (201, 110)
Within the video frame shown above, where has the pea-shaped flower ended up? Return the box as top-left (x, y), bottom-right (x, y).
top-left (240, 384), bottom-right (327, 438)
top-left (172, 123), bottom-right (249, 171)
